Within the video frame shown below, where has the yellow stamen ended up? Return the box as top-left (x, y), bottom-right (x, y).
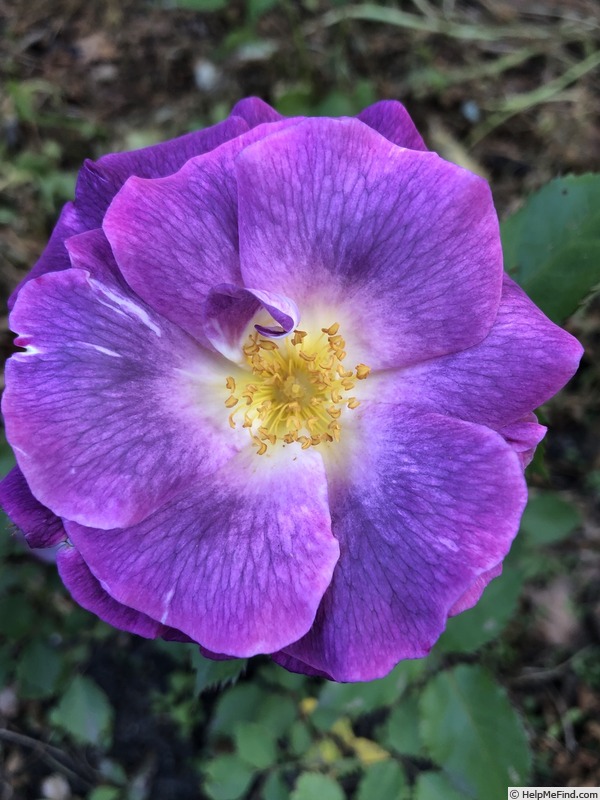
top-left (291, 329), bottom-right (308, 346)
top-left (259, 339), bottom-right (279, 351)
top-left (253, 437), bottom-right (268, 456)
top-left (223, 323), bottom-right (369, 455)
top-left (259, 427), bottom-right (277, 445)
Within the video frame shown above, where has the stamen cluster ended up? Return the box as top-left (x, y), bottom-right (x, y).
top-left (224, 323), bottom-right (370, 455)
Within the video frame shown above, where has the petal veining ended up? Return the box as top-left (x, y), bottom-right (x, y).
top-left (283, 406), bottom-right (526, 681)
top-left (103, 119), bottom-right (303, 346)
top-left (75, 116), bottom-right (250, 229)
top-left (375, 275), bottom-right (584, 428)
top-left (4, 267), bottom-right (238, 530)
top-left (236, 117), bottom-right (503, 369)
top-left (66, 449), bottom-right (339, 656)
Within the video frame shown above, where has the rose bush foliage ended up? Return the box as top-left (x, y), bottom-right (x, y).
top-left (0, 98), bottom-right (582, 681)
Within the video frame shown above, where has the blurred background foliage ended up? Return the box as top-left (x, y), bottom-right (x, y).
top-left (0, 0), bottom-right (599, 798)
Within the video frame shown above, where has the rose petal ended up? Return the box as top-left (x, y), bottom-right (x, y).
top-left (4, 267), bottom-right (238, 530)
top-left (66, 228), bottom-right (129, 290)
top-left (103, 120), bottom-right (302, 345)
top-left (65, 449), bottom-right (339, 656)
top-left (8, 202), bottom-right (86, 311)
top-left (229, 97), bottom-right (283, 127)
top-left (58, 545), bottom-right (191, 640)
top-left (283, 407), bottom-right (526, 681)
top-left (9, 117), bottom-right (251, 311)
top-left (270, 651), bottom-right (333, 679)
top-left (499, 412), bottom-right (547, 468)
top-left (74, 116), bottom-right (249, 229)
top-left (203, 284), bottom-right (299, 360)
top-left (448, 563), bottom-right (503, 616)
top-left (57, 545), bottom-right (169, 638)
top-left (0, 466), bottom-right (66, 549)
top-left (358, 100), bottom-right (427, 151)
top-left (236, 117), bottom-right (503, 369)
top-left (376, 275), bottom-right (584, 428)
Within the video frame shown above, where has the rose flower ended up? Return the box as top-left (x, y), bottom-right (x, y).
top-left (0, 99), bottom-right (582, 681)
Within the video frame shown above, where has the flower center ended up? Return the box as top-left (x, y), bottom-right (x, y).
top-left (224, 323), bottom-right (370, 455)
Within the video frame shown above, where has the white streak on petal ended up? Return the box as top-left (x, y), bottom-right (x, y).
top-left (161, 587), bottom-right (176, 624)
top-left (437, 537), bottom-right (459, 552)
top-left (14, 343), bottom-right (43, 358)
top-left (89, 278), bottom-right (162, 337)
top-left (79, 343), bottom-right (122, 358)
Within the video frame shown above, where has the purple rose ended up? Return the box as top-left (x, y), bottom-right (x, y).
top-left (0, 98), bottom-right (582, 681)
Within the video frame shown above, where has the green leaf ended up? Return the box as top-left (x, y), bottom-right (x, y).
top-left (49, 675), bottom-right (114, 747)
top-left (16, 639), bottom-right (62, 699)
top-left (525, 239), bottom-right (600, 322)
top-left (436, 566), bottom-right (523, 653)
top-left (315, 81), bottom-right (377, 117)
top-left (260, 662), bottom-right (308, 691)
top-left (88, 789), bottom-right (121, 800)
top-left (0, 519), bottom-right (18, 558)
top-left (289, 720), bottom-right (313, 757)
top-left (234, 721), bottom-right (278, 769)
top-left (170, 0), bottom-right (228, 9)
top-left (501, 173), bottom-right (600, 321)
top-left (315, 660), bottom-right (423, 724)
top-left (0, 645), bottom-right (11, 686)
top-left (382, 694), bottom-right (423, 756)
top-left (275, 86), bottom-right (315, 116)
top-left (210, 683), bottom-right (266, 736)
top-left (0, 595), bottom-right (37, 639)
top-left (259, 693), bottom-right (297, 738)
top-left (204, 755), bottom-right (255, 800)
top-left (419, 665), bottom-right (531, 798)
top-left (413, 772), bottom-right (466, 800)
top-left (0, 439), bottom-right (15, 478)
top-left (247, 0), bottom-right (280, 24)
top-left (356, 760), bottom-right (406, 800)
top-left (0, 207), bottom-right (18, 225)
top-left (192, 650), bottom-right (248, 694)
top-left (98, 758), bottom-right (127, 785)
top-left (290, 773), bottom-right (345, 800)
top-left (262, 771), bottom-right (288, 800)
top-left (520, 491), bottom-right (581, 546)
